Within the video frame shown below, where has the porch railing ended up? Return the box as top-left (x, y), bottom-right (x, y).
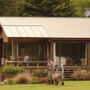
top-left (6, 57), bottom-right (47, 67)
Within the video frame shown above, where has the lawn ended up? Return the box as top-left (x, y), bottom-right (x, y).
top-left (0, 81), bottom-right (90, 90)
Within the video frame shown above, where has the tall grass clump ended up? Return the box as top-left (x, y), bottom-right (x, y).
top-left (14, 73), bottom-right (31, 84)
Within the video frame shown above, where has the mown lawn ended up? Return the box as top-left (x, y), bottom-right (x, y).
top-left (0, 81), bottom-right (90, 90)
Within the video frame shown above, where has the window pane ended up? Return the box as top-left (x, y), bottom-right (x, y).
top-left (18, 42), bottom-right (44, 66)
top-left (56, 41), bottom-right (87, 66)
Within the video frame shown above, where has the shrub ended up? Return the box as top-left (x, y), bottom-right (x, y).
top-left (31, 77), bottom-right (39, 84)
top-left (3, 78), bottom-right (15, 85)
top-left (7, 78), bottom-right (15, 85)
top-left (14, 73), bottom-right (31, 84)
top-left (72, 71), bottom-right (88, 80)
top-left (42, 70), bottom-right (48, 77)
top-left (39, 77), bottom-right (48, 84)
top-left (33, 69), bottom-right (48, 77)
top-left (3, 79), bottom-right (8, 84)
top-left (2, 66), bottom-right (25, 74)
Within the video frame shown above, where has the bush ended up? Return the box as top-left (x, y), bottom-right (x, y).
top-left (30, 77), bottom-right (39, 84)
top-left (2, 66), bottom-right (25, 74)
top-left (39, 77), bottom-right (48, 84)
top-left (72, 71), bottom-right (90, 80)
top-left (33, 69), bottom-right (48, 77)
top-left (14, 73), bottom-right (31, 84)
top-left (3, 78), bottom-right (15, 85)
top-left (7, 78), bottom-right (15, 85)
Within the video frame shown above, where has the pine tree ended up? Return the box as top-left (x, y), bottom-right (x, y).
top-left (21, 0), bottom-right (78, 17)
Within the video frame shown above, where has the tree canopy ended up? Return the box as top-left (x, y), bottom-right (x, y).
top-left (20, 0), bottom-right (77, 17)
top-left (0, 0), bottom-right (19, 16)
top-left (0, 0), bottom-right (90, 17)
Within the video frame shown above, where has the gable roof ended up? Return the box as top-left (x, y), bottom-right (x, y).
top-left (0, 17), bottom-right (90, 38)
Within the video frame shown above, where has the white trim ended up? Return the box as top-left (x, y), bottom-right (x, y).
top-left (53, 42), bottom-right (56, 65)
top-left (17, 42), bottom-right (18, 61)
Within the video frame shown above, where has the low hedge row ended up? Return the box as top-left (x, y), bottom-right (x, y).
top-left (2, 66), bottom-right (25, 74)
top-left (33, 69), bottom-right (48, 77)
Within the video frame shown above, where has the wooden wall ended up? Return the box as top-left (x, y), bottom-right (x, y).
top-left (88, 42), bottom-right (90, 66)
top-left (0, 26), bottom-right (8, 43)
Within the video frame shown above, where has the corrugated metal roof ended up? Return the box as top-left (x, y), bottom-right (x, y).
top-left (38, 26), bottom-right (49, 37)
top-left (23, 26), bottom-right (34, 37)
top-left (2, 25), bottom-right (49, 38)
top-left (0, 17), bottom-right (90, 38)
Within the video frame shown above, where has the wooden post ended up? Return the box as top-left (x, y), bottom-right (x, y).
top-left (12, 40), bottom-right (13, 57)
top-left (2, 42), bottom-right (4, 58)
top-left (85, 43), bottom-right (88, 65)
top-left (44, 41), bottom-right (47, 65)
top-left (88, 42), bottom-right (90, 66)
top-left (2, 42), bottom-right (4, 65)
top-left (16, 42), bottom-right (18, 61)
top-left (50, 41), bottom-right (53, 60)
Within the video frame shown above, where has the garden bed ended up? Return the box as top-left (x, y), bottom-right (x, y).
top-left (0, 74), bottom-right (16, 81)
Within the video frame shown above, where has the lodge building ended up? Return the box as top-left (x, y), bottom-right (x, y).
top-left (0, 17), bottom-right (90, 70)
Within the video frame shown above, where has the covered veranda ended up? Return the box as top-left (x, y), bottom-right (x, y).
top-left (1, 25), bottom-right (49, 68)
top-left (5, 38), bottom-right (48, 67)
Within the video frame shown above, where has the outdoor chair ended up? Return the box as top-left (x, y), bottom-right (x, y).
top-left (10, 56), bottom-right (15, 61)
top-left (6, 56), bottom-right (16, 66)
top-left (23, 56), bottom-right (29, 62)
top-left (23, 56), bottom-right (29, 66)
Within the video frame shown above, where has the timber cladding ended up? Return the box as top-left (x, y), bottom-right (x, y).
top-left (88, 42), bottom-right (90, 66)
top-left (0, 26), bottom-right (8, 43)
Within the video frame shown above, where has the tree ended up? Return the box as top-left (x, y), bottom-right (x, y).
top-left (0, 0), bottom-right (19, 16)
top-left (0, 0), bottom-right (90, 17)
top-left (72, 0), bottom-right (90, 17)
top-left (20, 0), bottom-right (78, 17)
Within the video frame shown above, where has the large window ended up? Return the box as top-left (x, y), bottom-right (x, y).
top-left (56, 41), bottom-right (87, 66)
top-left (4, 42), bottom-right (45, 66)
top-left (18, 42), bottom-right (44, 62)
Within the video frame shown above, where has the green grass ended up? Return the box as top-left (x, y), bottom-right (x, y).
top-left (0, 81), bottom-right (90, 90)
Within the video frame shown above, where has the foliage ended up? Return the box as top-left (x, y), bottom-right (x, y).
top-left (0, 0), bottom-right (19, 16)
top-left (30, 77), bottom-right (39, 84)
top-left (77, 67), bottom-right (82, 72)
top-left (72, 0), bottom-right (90, 17)
top-left (21, 0), bottom-right (77, 17)
top-left (2, 66), bottom-right (25, 74)
top-left (0, 0), bottom-right (90, 17)
top-left (7, 78), bottom-right (15, 85)
top-left (3, 78), bottom-right (15, 85)
top-left (38, 77), bottom-right (48, 83)
top-left (72, 70), bottom-right (90, 80)
top-left (33, 69), bottom-right (48, 77)
top-left (14, 73), bottom-right (31, 84)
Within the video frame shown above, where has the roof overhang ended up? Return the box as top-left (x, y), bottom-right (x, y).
top-left (0, 17), bottom-right (90, 39)
top-left (2, 25), bottom-right (49, 38)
